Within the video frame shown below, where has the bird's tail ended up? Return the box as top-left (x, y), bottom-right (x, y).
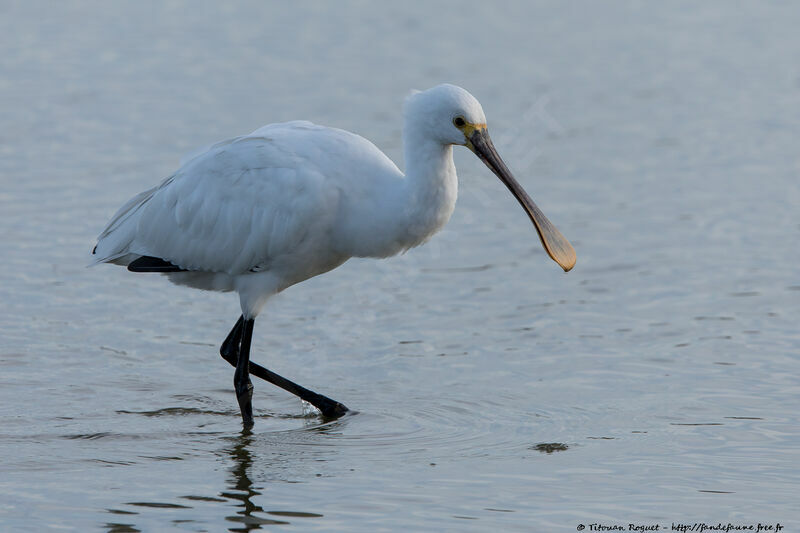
top-left (90, 177), bottom-right (172, 266)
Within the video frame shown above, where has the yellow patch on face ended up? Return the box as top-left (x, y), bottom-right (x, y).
top-left (461, 122), bottom-right (487, 137)
top-left (461, 121), bottom-right (487, 149)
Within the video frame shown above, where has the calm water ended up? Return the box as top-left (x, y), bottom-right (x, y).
top-left (1, 2), bottom-right (799, 531)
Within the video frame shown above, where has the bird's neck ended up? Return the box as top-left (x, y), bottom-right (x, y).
top-left (334, 130), bottom-right (457, 260)
top-left (397, 132), bottom-right (458, 251)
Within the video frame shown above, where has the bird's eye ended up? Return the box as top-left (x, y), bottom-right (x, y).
top-left (453, 116), bottom-right (466, 128)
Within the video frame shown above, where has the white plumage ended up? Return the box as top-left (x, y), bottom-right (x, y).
top-left (93, 84), bottom-right (575, 425)
top-left (94, 121), bottom-right (394, 310)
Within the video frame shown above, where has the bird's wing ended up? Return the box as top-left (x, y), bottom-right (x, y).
top-left (129, 132), bottom-right (340, 274)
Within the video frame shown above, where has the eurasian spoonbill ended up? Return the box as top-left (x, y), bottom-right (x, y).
top-left (92, 84), bottom-right (576, 427)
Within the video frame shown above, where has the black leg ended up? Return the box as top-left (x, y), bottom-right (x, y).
top-left (221, 315), bottom-right (244, 362)
top-left (234, 318), bottom-right (255, 428)
top-left (219, 316), bottom-right (349, 420)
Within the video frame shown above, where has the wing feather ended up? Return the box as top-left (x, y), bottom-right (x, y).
top-left (128, 135), bottom-right (334, 274)
top-left (94, 121), bottom-right (398, 276)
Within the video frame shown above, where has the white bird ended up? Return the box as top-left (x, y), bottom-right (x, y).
top-left (92, 84), bottom-right (575, 427)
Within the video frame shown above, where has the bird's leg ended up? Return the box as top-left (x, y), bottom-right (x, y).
top-left (234, 318), bottom-right (256, 428)
top-left (219, 315), bottom-right (349, 419)
top-left (220, 315), bottom-right (245, 364)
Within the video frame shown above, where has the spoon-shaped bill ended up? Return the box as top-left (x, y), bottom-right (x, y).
top-left (468, 129), bottom-right (576, 272)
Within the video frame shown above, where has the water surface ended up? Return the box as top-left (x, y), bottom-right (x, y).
top-left (1, 2), bottom-right (798, 531)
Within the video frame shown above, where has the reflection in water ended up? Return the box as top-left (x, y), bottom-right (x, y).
top-left (104, 521), bottom-right (141, 533)
top-left (221, 430), bottom-right (289, 531)
top-left (98, 418), bottom-right (342, 533)
top-left (220, 420), bottom-right (339, 531)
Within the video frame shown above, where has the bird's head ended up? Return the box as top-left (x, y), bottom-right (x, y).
top-left (405, 84), bottom-right (576, 272)
top-left (404, 84), bottom-right (487, 146)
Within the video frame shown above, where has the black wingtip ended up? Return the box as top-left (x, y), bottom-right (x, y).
top-left (127, 256), bottom-right (187, 272)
